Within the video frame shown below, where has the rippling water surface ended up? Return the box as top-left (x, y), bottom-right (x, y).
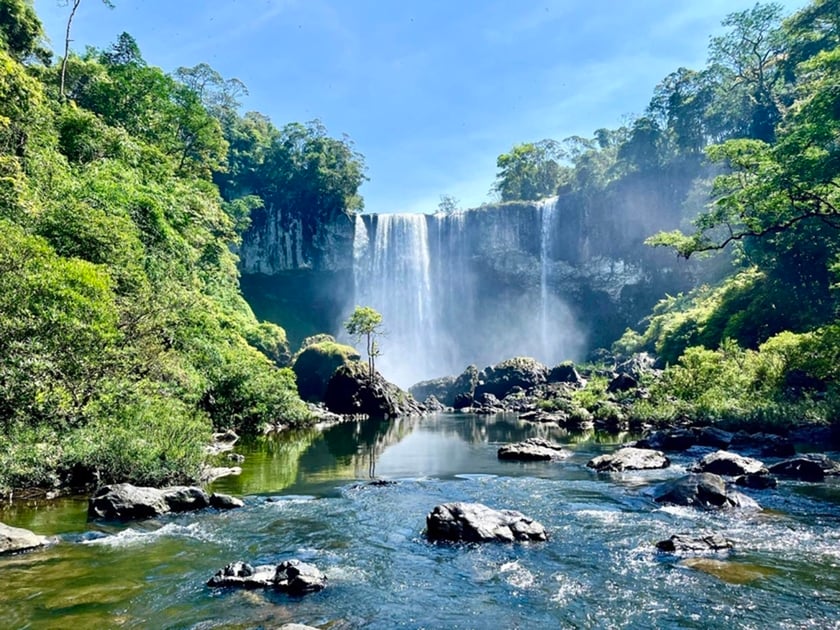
top-left (2, 414), bottom-right (840, 629)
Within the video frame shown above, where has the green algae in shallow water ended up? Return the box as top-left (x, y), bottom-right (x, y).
top-left (678, 557), bottom-right (777, 584)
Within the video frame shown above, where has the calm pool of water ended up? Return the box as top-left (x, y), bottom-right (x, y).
top-left (2, 414), bottom-right (840, 629)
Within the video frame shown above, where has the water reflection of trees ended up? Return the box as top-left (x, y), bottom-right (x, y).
top-left (212, 414), bottom-right (632, 496)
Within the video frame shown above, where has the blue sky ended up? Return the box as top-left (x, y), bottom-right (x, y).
top-left (34, 0), bottom-right (805, 214)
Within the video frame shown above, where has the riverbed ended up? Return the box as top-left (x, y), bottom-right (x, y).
top-left (2, 413), bottom-right (840, 628)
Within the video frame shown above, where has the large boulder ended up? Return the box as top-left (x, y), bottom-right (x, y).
top-left (697, 426), bottom-right (734, 449)
top-left (588, 447), bottom-right (670, 472)
top-left (162, 486), bottom-right (210, 512)
top-left (409, 375), bottom-right (457, 407)
top-left (292, 338), bottom-right (360, 402)
top-left (548, 362), bottom-right (584, 385)
top-left (207, 559), bottom-right (326, 594)
top-left (410, 365), bottom-right (480, 408)
top-left (768, 454), bottom-right (840, 482)
top-left (89, 483), bottom-right (241, 520)
top-left (0, 522), bottom-right (49, 554)
top-left (607, 372), bottom-right (638, 393)
top-left (656, 533), bottom-right (733, 554)
top-left (210, 493), bottom-right (245, 510)
top-left (498, 438), bottom-right (571, 461)
top-left (690, 451), bottom-right (768, 477)
top-left (651, 473), bottom-right (760, 510)
top-left (475, 357), bottom-right (548, 400)
top-left (426, 502), bottom-right (547, 543)
top-left (637, 427), bottom-right (698, 451)
top-left (324, 361), bottom-right (423, 418)
top-left (88, 484), bottom-right (171, 520)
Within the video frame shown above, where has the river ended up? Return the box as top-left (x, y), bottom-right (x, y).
top-left (2, 413), bottom-right (840, 629)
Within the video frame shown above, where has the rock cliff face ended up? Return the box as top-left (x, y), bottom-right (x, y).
top-left (240, 180), bottom-right (701, 387)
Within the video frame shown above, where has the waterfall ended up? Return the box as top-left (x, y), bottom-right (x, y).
top-left (538, 198), bottom-right (555, 359)
top-left (353, 214), bottom-right (437, 387)
top-left (352, 200), bottom-right (583, 389)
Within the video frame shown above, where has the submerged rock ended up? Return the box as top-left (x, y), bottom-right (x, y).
top-left (768, 454), bottom-right (840, 482)
top-left (734, 473), bottom-right (778, 489)
top-left (207, 559), bottom-right (326, 595)
top-left (426, 502), bottom-right (547, 543)
top-left (690, 451), bottom-right (768, 477)
top-left (0, 522), bottom-right (50, 554)
top-left (587, 447), bottom-right (670, 472)
top-left (656, 533), bottom-right (733, 554)
top-left (651, 473), bottom-right (760, 510)
top-left (498, 438), bottom-right (571, 461)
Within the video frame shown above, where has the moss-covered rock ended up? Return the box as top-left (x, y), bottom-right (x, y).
top-left (476, 357), bottom-right (548, 400)
top-left (292, 339), bottom-right (360, 402)
top-left (324, 361), bottom-right (423, 418)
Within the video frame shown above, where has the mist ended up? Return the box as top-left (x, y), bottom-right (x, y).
top-left (347, 203), bottom-right (586, 389)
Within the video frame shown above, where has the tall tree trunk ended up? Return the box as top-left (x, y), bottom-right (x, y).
top-left (60, 0), bottom-right (82, 101)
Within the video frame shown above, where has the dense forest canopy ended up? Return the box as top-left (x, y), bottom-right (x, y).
top-left (491, 0), bottom-right (840, 426)
top-left (0, 0), bottom-right (366, 491)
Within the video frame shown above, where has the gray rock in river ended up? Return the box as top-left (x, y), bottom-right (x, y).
top-left (730, 431), bottom-right (795, 457)
top-left (734, 473), bottom-right (778, 489)
top-left (207, 559), bottom-right (326, 595)
top-left (274, 559), bottom-right (328, 595)
top-left (88, 483), bottom-right (171, 520)
top-left (162, 486), bottom-right (211, 512)
top-left (768, 453), bottom-right (840, 482)
top-left (656, 533), bottom-right (733, 554)
top-left (587, 447), bottom-right (670, 472)
top-left (498, 437), bottom-right (571, 461)
top-left (89, 483), bottom-right (242, 520)
top-left (651, 473), bottom-right (760, 510)
top-left (0, 522), bottom-right (50, 554)
top-left (426, 502), bottom-right (547, 543)
top-left (210, 492), bottom-right (245, 509)
top-left (690, 450), bottom-right (768, 477)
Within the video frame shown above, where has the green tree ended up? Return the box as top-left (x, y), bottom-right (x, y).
top-left (437, 194), bottom-right (459, 214)
top-left (345, 305), bottom-right (383, 380)
top-left (493, 139), bottom-right (567, 201)
top-left (0, 0), bottom-right (49, 62)
top-left (708, 2), bottom-right (786, 142)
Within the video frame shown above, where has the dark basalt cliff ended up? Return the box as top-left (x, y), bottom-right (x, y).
top-left (239, 171), bottom-right (703, 378)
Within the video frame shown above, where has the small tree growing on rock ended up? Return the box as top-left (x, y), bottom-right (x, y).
top-left (345, 305), bottom-right (384, 381)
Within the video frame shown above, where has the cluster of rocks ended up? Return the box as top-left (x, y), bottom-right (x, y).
top-left (498, 438), bottom-right (571, 461)
top-left (88, 483), bottom-right (243, 521)
top-left (207, 559), bottom-right (327, 595)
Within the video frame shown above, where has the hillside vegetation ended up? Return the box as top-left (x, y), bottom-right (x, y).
top-left (492, 0), bottom-right (840, 429)
top-left (0, 1), bottom-right (369, 492)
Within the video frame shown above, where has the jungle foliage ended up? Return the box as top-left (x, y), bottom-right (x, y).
top-left (494, 0), bottom-right (840, 428)
top-left (0, 1), bottom-right (364, 492)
